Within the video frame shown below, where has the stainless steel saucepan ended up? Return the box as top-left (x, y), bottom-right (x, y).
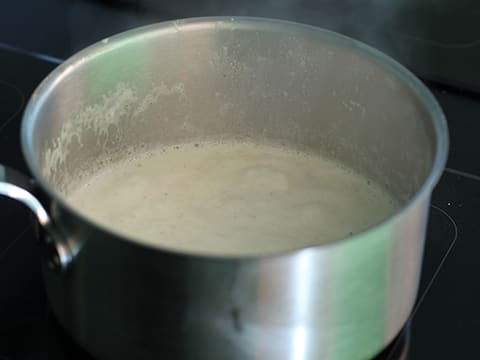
top-left (0, 17), bottom-right (448, 360)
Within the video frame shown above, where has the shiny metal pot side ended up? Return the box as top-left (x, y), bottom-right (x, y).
top-left (0, 17), bottom-right (448, 360)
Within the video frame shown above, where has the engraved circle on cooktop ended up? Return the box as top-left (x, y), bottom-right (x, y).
top-left (0, 79), bottom-right (25, 133)
top-left (416, 204), bottom-right (459, 300)
top-left (430, 204), bottom-right (458, 258)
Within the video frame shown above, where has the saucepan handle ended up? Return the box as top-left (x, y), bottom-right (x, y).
top-left (0, 164), bottom-right (72, 271)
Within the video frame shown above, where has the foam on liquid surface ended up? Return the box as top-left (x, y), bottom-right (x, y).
top-left (66, 141), bottom-right (399, 255)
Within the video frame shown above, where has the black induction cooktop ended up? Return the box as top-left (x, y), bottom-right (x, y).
top-left (0, 42), bottom-right (479, 359)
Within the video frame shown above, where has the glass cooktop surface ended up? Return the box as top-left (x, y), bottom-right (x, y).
top-left (1, 3), bottom-right (479, 356)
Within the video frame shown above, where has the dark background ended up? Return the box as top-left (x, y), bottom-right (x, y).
top-left (1, 0), bottom-right (479, 91)
top-left (0, 1), bottom-right (480, 359)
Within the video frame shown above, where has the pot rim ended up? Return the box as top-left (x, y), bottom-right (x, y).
top-left (21, 16), bottom-right (449, 259)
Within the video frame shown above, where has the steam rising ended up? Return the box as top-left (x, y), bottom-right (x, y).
top-left (69, 0), bottom-right (406, 57)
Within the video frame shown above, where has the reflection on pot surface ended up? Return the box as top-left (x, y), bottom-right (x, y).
top-left (0, 17), bottom-right (448, 360)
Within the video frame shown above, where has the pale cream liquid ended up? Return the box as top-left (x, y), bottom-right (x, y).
top-left (67, 142), bottom-right (399, 255)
